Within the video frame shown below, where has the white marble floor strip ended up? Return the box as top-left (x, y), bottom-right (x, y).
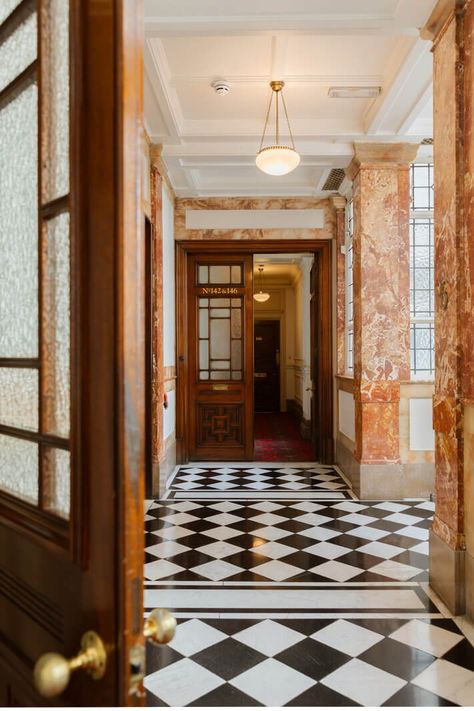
top-left (171, 490), bottom-right (347, 500)
top-left (144, 611), bottom-right (444, 620)
top-left (144, 580), bottom-right (420, 587)
top-left (144, 588), bottom-right (426, 610)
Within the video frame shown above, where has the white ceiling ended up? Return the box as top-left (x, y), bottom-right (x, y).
top-left (144, 0), bottom-right (436, 197)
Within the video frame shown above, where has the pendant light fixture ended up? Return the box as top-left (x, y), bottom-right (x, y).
top-left (256, 80), bottom-right (300, 176)
top-left (253, 264), bottom-right (270, 303)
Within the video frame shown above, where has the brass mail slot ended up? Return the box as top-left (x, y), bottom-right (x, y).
top-left (254, 372), bottom-right (267, 378)
top-left (212, 384), bottom-right (229, 391)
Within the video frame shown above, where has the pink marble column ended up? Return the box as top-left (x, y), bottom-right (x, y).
top-left (422, 0), bottom-right (474, 614)
top-left (333, 196), bottom-right (347, 376)
top-left (346, 143), bottom-right (415, 465)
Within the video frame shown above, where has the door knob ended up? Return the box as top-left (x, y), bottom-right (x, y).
top-left (33, 631), bottom-right (106, 698)
top-left (144, 608), bottom-right (177, 644)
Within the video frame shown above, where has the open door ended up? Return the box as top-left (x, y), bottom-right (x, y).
top-left (0, 1), bottom-right (149, 704)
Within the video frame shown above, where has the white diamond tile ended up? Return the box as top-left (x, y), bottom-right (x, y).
top-left (145, 541), bottom-right (190, 558)
top-left (160, 512), bottom-right (199, 526)
top-left (280, 482), bottom-right (308, 490)
top-left (346, 525), bottom-right (389, 541)
top-left (166, 501), bottom-right (202, 512)
top-left (213, 467), bottom-right (239, 474)
top-left (208, 482), bottom-right (237, 490)
top-left (293, 512), bottom-right (333, 526)
top-left (389, 620), bottom-right (463, 656)
top-left (369, 560), bottom-right (423, 581)
top-left (297, 526), bottom-right (340, 542)
top-left (320, 658), bottom-right (406, 706)
top-left (356, 541), bottom-right (405, 559)
top-left (332, 502), bottom-right (369, 513)
top-left (410, 541), bottom-right (429, 556)
top-left (411, 659), bottom-right (474, 706)
top-left (179, 467), bottom-right (208, 474)
top-left (245, 481), bottom-right (274, 490)
top-left (195, 540), bottom-right (244, 559)
top-left (250, 525), bottom-right (291, 541)
top-left (158, 525), bottom-right (194, 540)
top-left (174, 481), bottom-right (202, 490)
top-left (144, 658), bottom-right (223, 706)
top-left (338, 512), bottom-right (377, 526)
top-left (249, 501), bottom-right (285, 512)
top-left (371, 502), bottom-right (410, 513)
top-left (144, 559), bottom-right (184, 580)
top-left (275, 468), bottom-right (302, 475)
top-left (206, 501), bottom-right (243, 512)
top-left (310, 560), bottom-right (364, 582)
top-left (394, 525), bottom-right (429, 541)
top-left (201, 525), bottom-right (243, 541)
top-left (290, 502), bottom-right (328, 512)
top-left (245, 468), bottom-right (271, 475)
top-left (190, 559), bottom-right (244, 581)
top-left (248, 512), bottom-right (287, 526)
top-left (168, 619), bottom-right (228, 657)
top-left (304, 541), bottom-right (352, 559)
top-left (232, 620), bottom-right (305, 656)
top-left (383, 512), bottom-right (424, 525)
top-left (250, 559), bottom-right (303, 581)
top-left (312, 620), bottom-right (383, 657)
top-left (252, 540), bottom-right (297, 559)
top-left (230, 658), bottom-right (314, 706)
top-left (414, 501), bottom-right (435, 511)
top-left (205, 512), bottom-right (243, 526)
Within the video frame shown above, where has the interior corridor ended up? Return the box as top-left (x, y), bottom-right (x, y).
top-left (143, 464), bottom-right (474, 707)
top-left (254, 413), bottom-right (314, 462)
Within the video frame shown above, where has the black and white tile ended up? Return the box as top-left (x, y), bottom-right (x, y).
top-left (145, 616), bottom-right (474, 706)
top-left (144, 499), bottom-right (432, 584)
top-left (165, 463), bottom-right (354, 500)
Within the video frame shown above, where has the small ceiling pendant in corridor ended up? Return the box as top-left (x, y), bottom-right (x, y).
top-left (256, 80), bottom-right (300, 176)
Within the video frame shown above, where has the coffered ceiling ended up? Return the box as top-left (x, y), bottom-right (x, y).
top-left (144, 0), bottom-right (436, 197)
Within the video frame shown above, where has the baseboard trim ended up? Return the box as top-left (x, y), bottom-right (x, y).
top-left (429, 528), bottom-right (465, 615)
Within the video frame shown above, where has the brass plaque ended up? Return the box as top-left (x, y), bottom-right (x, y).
top-left (212, 384), bottom-right (229, 391)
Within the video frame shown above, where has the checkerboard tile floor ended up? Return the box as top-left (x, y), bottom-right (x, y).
top-left (145, 616), bottom-right (474, 706)
top-left (166, 464), bottom-right (353, 499)
top-left (145, 500), bottom-right (432, 583)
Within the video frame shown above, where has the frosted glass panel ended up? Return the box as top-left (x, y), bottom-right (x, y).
top-left (199, 309), bottom-right (209, 338)
top-left (210, 319), bottom-right (230, 359)
top-left (42, 212), bottom-right (70, 438)
top-left (231, 308), bottom-right (242, 338)
top-left (0, 435), bottom-right (38, 504)
top-left (41, 0), bottom-right (70, 200)
top-left (231, 341), bottom-right (242, 370)
top-left (199, 340), bottom-right (209, 369)
top-left (43, 447), bottom-right (70, 519)
top-left (211, 371), bottom-right (230, 380)
top-left (0, 0), bottom-right (23, 24)
top-left (0, 368), bottom-right (38, 430)
top-left (231, 266), bottom-right (242, 283)
top-left (209, 266), bottom-right (230, 283)
top-left (198, 266), bottom-right (208, 284)
top-left (0, 82), bottom-right (38, 357)
top-left (0, 12), bottom-right (37, 93)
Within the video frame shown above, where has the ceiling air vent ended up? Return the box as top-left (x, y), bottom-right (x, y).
top-left (421, 138), bottom-right (433, 145)
top-left (321, 168), bottom-right (345, 192)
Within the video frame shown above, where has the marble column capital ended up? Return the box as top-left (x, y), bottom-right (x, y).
top-left (331, 195), bottom-right (346, 210)
top-left (421, 0), bottom-right (466, 42)
top-left (345, 142), bottom-right (419, 181)
top-left (150, 143), bottom-right (163, 169)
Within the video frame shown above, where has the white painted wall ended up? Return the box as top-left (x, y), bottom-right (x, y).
top-left (409, 398), bottom-right (435, 451)
top-left (162, 184), bottom-right (175, 440)
top-left (338, 390), bottom-right (355, 442)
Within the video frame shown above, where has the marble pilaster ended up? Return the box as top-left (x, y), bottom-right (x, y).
top-left (346, 143), bottom-right (416, 465)
top-left (422, 0), bottom-right (474, 614)
top-left (332, 196), bottom-right (347, 376)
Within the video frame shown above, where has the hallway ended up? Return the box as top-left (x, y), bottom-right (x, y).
top-left (254, 413), bottom-right (315, 462)
top-left (143, 464), bottom-right (474, 706)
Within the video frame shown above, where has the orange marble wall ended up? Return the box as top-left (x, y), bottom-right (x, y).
top-left (432, 15), bottom-right (465, 548)
top-left (150, 151), bottom-right (164, 465)
top-left (334, 199), bottom-right (346, 375)
top-left (174, 197), bottom-right (336, 242)
top-left (349, 150), bottom-right (412, 464)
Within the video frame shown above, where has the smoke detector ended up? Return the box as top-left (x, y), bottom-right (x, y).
top-left (211, 80), bottom-right (231, 96)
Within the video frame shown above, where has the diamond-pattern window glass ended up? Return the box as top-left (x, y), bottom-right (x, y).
top-left (411, 163), bottom-right (434, 211)
top-left (0, 435), bottom-right (38, 505)
top-left (0, 368), bottom-right (38, 431)
top-left (0, 81), bottom-right (38, 358)
top-left (0, 11), bottom-right (37, 94)
top-left (41, 0), bottom-right (70, 201)
top-left (42, 212), bottom-right (71, 438)
top-left (43, 447), bottom-right (70, 519)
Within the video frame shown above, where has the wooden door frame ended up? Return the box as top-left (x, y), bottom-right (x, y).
top-left (175, 239), bottom-right (334, 464)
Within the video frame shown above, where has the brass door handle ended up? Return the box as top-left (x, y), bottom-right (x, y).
top-left (33, 631), bottom-right (106, 699)
top-left (144, 608), bottom-right (177, 644)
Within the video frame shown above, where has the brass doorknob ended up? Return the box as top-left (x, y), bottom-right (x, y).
top-left (144, 608), bottom-right (177, 644)
top-left (33, 631), bottom-right (106, 698)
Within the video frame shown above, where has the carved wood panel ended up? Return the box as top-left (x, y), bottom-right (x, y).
top-left (197, 404), bottom-right (243, 447)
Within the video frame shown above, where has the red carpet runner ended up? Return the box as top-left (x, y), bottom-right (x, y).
top-left (254, 412), bottom-right (314, 461)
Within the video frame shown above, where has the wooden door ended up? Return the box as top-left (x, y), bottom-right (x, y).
top-left (310, 250), bottom-right (334, 463)
top-left (0, 1), bottom-right (146, 705)
top-left (187, 255), bottom-right (254, 460)
top-left (254, 321), bottom-right (280, 413)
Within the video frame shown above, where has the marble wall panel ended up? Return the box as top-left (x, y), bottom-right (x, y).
top-left (174, 197), bottom-right (335, 242)
top-left (335, 203), bottom-right (346, 375)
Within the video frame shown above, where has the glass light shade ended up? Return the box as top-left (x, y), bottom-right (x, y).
top-left (253, 291), bottom-right (270, 303)
top-left (255, 145), bottom-right (300, 176)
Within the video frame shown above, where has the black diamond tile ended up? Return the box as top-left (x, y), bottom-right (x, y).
top-left (192, 637), bottom-right (267, 680)
top-left (334, 550), bottom-right (383, 569)
top-left (189, 682), bottom-right (264, 706)
top-left (359, 637), bottom-right (435, 681)
top-left (391, 550), bottom-right (429, 569)
top-left (383, 684), bottom-right (457, 706)
top-left (378, 533), bottom-right (425, 549)
top-left (145, 690), bottom-right (168, 706)
top-left (204, 619), bottom-right (259, 635)
top-left (442, 638), bottom-right (474, 671)
top-left (288, 682), bottom-right (360, 707)
top-left (146, 641), bottom-right (184, 674)
top-left (275, 637), bottom-right (352, 681)
top-left (351, 618), bottom-right (409, 636)
top-left (369, 519), bottom-right (409, 533)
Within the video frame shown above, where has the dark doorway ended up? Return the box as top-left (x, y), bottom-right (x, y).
top-left (254, 320), bottom-right (280, 412)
